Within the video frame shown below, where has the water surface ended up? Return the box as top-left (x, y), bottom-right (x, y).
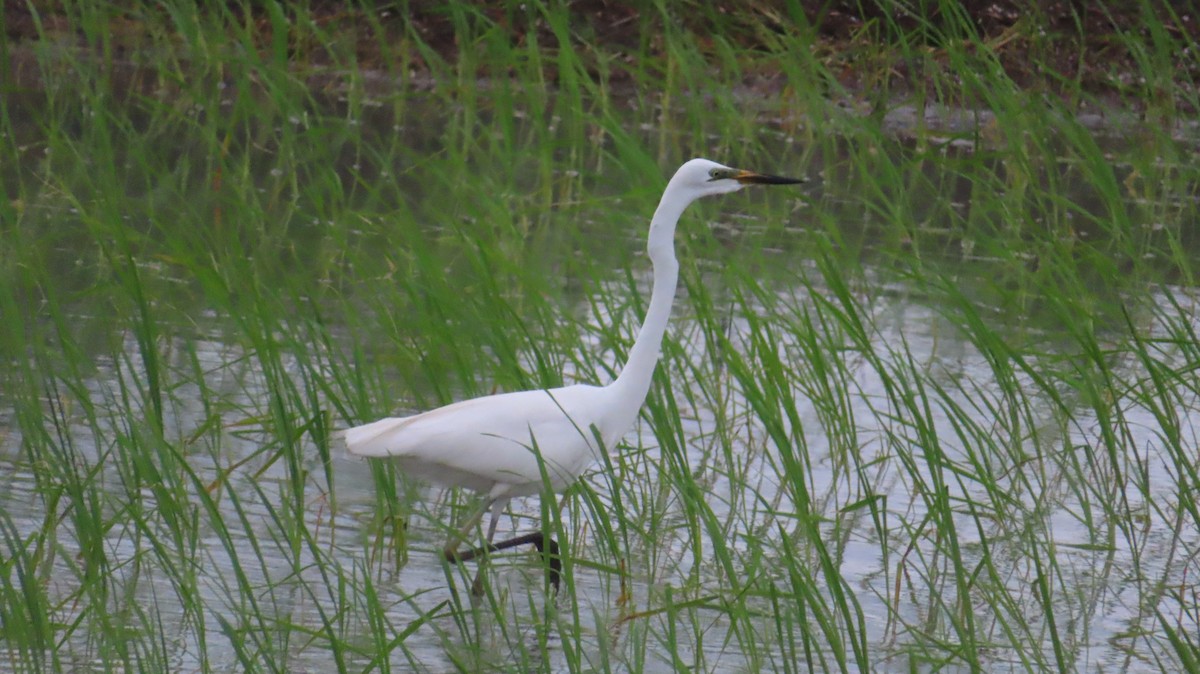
top-left (2, 86), bottom-right (1198, 672)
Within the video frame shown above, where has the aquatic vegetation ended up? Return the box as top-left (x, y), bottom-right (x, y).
top-left (1, 2), bottom-right (1198, 671)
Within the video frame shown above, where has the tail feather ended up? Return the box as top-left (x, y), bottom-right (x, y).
top-left (342, 416), bottom-right (413, 458)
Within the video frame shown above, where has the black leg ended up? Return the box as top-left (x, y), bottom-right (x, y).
top-left (442, 499), bottom-right (505, 595)
top-left (447, 531), bottom-right (561, 592)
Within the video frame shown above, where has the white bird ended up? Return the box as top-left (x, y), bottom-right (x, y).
top-left (345, 158), bottom-right (803, 593)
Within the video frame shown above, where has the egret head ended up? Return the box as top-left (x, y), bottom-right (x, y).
top-left (669, 158), bottom-right (805, 201)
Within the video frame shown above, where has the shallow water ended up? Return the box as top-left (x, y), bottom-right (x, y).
top-left (4, 279), bottom-right (1197, 672)
top-left (2, 86), bottom-right (1199, 672)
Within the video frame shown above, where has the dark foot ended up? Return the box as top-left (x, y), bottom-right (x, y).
top-left (533, 536), bottom-right (561, 593)
top-left (448, 532), bottom-right (561, 592)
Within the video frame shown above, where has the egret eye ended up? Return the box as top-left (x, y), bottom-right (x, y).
top-left (708, 168), bottom-right (730, 181)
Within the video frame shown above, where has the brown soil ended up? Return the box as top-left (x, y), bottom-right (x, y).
top-left (5, 2), bottom-right (1198, 110)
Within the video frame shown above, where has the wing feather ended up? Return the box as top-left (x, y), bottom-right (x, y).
top-left (344, 384), bottom-right (610, 495)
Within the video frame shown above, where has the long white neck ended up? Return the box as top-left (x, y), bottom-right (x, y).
top-left (607, 190), bottom-right (690, 422)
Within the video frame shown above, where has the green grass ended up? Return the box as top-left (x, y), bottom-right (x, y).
top-left (1, 1), bottom-right (1199, 671)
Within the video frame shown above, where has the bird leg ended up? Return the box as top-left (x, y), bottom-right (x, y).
top-left (444, 496), bottom-right (565, 595)
top-left (441, 499), bottom-right (505, 596)
top-left (441, 498), bottom-right (493, 561)
top-left (453, 531), bottom-right (562, 595)
top-left (488, 532), bottom-right (561, 592)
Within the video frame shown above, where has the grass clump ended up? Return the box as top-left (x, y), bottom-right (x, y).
top-left (1, 1), bottom-right (1199, 672)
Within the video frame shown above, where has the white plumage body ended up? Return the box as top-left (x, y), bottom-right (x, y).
top-left (344, 383), bottom-right (626, 499)
top-left (342, 158), bottom-right (801, 589)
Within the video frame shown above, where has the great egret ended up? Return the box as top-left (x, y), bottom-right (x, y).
top-left (345, 158), bottom-right (803, 593)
